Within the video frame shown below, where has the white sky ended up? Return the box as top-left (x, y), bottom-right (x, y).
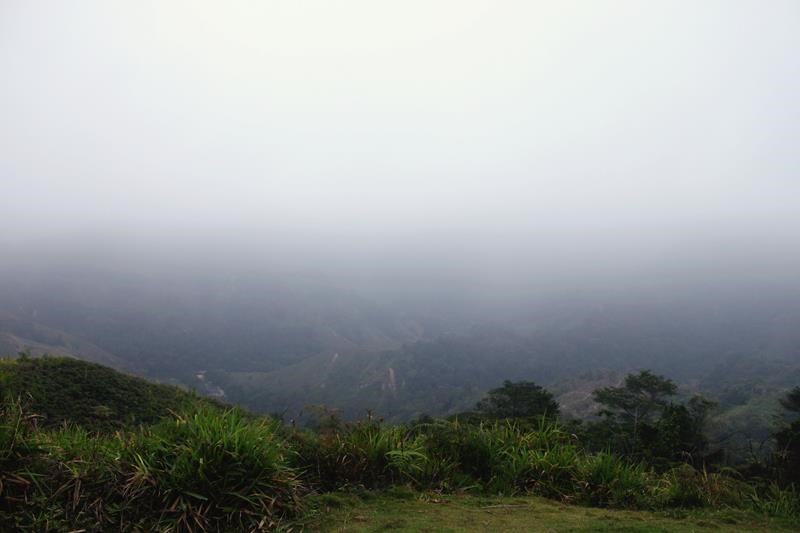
top-left (1, 1), bottom-right (799, 250)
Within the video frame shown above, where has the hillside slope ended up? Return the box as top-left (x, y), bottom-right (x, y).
top-left (0, 312), bottom-right (127, 370)
top-left (0, 356), bottom-right (216, 431)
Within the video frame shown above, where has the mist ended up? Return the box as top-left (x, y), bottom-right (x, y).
top-left (3, 1), bottom-right (799, 271)
top-left (2, 1), bottom-right (800, 398)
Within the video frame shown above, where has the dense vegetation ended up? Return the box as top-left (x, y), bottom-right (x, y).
top-left (774, 386), bottom-right (800, 485)
top-left (0, 355), bottom-right (217, 431)
top-left (2, 357), bottom-right (800, 531)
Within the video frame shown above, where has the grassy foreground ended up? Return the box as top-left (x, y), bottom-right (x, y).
top-left (3, 358), bottom-right (800, 531)
top-left (303, 491), bottom-right (798, 532)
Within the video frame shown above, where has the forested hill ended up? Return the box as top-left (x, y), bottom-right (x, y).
top-left (0, 356), bottom-right (218, 431)
top-left (0, 268), bottom-right (442, 380)
top-left (0, 312), bottom-right (127, 370)
top-left (214, 303), bottom-right (800, 423)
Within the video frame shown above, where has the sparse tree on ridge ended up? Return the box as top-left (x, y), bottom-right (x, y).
top-left (594, 370), bottom-right (677, 444)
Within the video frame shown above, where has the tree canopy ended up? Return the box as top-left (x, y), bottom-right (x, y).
top-left (594, 370), bottom-right (677, 426)
top-left (588, 371), bottom-right (716, 463)
top-left (774, 386), bottom-right (800, 483)
top-left (474, 380), bottom-right (559, 421)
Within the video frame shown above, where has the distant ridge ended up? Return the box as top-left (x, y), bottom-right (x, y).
top-left (0, 313), bottom-right (127, 370)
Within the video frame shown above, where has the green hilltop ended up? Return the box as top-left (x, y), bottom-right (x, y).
top-left (0, 355), bottom-right (216, 431)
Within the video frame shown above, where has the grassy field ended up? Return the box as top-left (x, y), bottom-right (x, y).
top-left (303, 491), bottom-right (799, 532)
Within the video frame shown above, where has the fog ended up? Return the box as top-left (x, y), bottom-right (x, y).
top-left (2, 0), bottom-right (800, 310)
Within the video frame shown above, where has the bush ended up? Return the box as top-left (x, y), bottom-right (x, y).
top-left (748, 482), bottom-right (800, 518)
top-left (0, 404), bottom-right (304, 531)
top-left (577, 452), bottom-right (648, 507)
top-left (654, 464), bottom-right (743, 509)
top-left (290, 420), bottom-right (429, 490)
top-left (123, 407), bottom-right (304, 531)
top-left (406, 417), bottom-right (581, 496)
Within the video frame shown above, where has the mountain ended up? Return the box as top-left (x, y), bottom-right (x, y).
top-left (2, 265), bottom-right (800, 452)
top-left (0, 312), bottom-right (128, 370)
top-left (210, 293), bottom-right (800, 422)
top-left (0, 267), bottom-right (441, 382)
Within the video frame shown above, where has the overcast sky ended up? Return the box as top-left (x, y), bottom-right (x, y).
top-left (1, 1), bottom-right (799, 292)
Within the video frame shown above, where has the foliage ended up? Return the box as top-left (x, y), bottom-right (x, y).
top-left (473, 380), bottom-right (559, 422)
top-left (588, 371), bottom-right (716, 465)
top-left (773, 386), bottom-right (800, 484)
top-left (290, 419), bottom-right (427, 490)
top-left (594, 370), bottom-right (677, 435)
top-left (123, 407), bottom-right (303, 531)
top-left (289, 414), bottom-right (742, 512)
top-left (577, 452), bottom-right (648, 507)
top-left (748, 482), bottom-right (800, 517)
top-left (0, 400), bottom-right (304, 531)
top-left (652, 397), bottom-right (715, 463)
top-left (0, 356), bottom-right (215, 432)
top-left (1, 358), bottom-right (799, 530)
top-left (654, 464), bottom-right (742, 508)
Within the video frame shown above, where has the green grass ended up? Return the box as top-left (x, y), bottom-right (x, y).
top-left (303, 492), bottom-right (799, 532)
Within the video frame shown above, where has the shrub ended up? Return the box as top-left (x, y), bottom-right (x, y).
top-left (577, 452), bottom-right (648, 507)
top-left (654, 464), bottom-right (743, 509)
top-left (122, 407), bottom-right (304, 531)
top-left (290, 420), bottom-right (429, 490)
top-left (413, 417), bottom-right (581, 496)
top-left (747, 482), bottom-right (800, 518)
top-left (1, 404), bottom-right (305, 531)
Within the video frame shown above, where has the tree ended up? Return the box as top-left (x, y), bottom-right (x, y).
top-left (474, 380), bottom-right (559, 421)
top-left (653, 395), bottom-right (716, 463)
top-left (774, 386), bottom-right (800, 483)
top-left (593, 370), bottom-right (677, 450)
top-left (591, 371), bottom-right (717, 464)
top-left (779, 387), bottom-right (800, 415)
